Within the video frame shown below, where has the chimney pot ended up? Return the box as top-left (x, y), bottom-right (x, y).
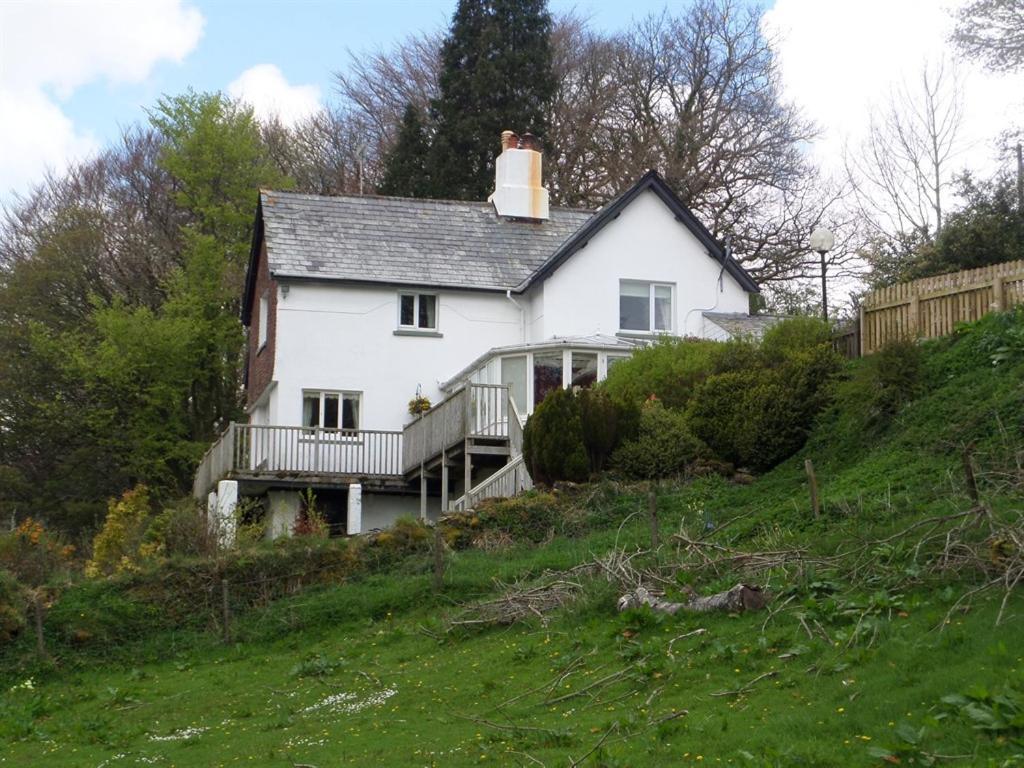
top-left (489, 129), bottom-right (549, 220)
top-left (519, 132), bottom-right (540, 152)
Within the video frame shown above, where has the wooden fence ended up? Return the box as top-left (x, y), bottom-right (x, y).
top-left (834, 259), bottom-right (1024, 358)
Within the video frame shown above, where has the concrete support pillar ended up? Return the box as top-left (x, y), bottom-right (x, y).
top-left (419, 464), bottom-right (427, 521)
top-left (214, 480), bottom-right (238, 549)
top-left (347, 483), bottom-right (363, 536)
top-left (266, 490), bottom-right (301, 540)
top-left (440, 450), bottom-right (449, 512)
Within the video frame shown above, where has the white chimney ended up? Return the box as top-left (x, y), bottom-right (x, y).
top-left (488, 130), bottom-right (549, 220)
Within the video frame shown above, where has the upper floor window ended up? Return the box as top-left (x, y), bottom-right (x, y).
top-left (399, 292), bottom-right (437, 331)
top-left (302, 390), bottom-right (360, 431)
top-left (257, 290), bottom-right (269, 349)
top-left (620, 281), bottom-right (672, 333)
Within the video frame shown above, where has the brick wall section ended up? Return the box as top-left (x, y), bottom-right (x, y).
top-left (246, 239), bottom-right (277, 408)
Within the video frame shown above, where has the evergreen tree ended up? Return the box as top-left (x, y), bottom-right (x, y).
top-left (378, 104), bottom-right (432, 197)
top-left (429, 0), bottom-right (556, 201)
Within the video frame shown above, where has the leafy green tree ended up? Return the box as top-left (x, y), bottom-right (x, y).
top-left (379, 104), bottom-right (432, 197)
top-left (429, 0), bottom-right (556, 200)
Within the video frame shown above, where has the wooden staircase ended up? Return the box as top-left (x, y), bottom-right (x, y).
top-left (402, 383), bottom-right (531, 514)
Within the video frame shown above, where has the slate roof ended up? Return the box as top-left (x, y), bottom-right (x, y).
top-left (242, 174), bottom-right (761, 323)
top-left (702, 312), bottom-right (788, 338)
top-left (258, 190), bottom-right (593, 291)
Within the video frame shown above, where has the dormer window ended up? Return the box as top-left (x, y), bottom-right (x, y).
top-left (399, 292), bottom-right (437, 331)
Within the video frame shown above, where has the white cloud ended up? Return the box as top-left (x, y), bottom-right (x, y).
top-left (0, 0), bottom-right (204, 198)
top-left (763, 0), bottom-right (1024, 176)
top-left (227, 64), bottom-right (321, 126)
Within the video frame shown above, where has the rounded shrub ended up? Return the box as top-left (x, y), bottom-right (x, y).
top-left (689, 344), bottom-right (842, 472)
top-left (611, 400), bottom-right (706, 480)
top-left (523, 387), bottom-right (589, 485)
top-left (760, 316), bottom-right (833, 366)
top-left (579, 387), bottom-right (638, 473)
top-left (601, 337), bottom-right (720, 409)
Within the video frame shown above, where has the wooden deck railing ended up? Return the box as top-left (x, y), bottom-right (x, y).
top-left (193, 384), bottom-right (523, 499)
top-left (193, 423), bottom-right (403, 498)
top-left (449, 455), bottom-right (533, 513)
top-left (402, 383), bottom-right (512, 474)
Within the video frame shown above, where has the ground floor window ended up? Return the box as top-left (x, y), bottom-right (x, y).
top-left (501, 355), bottom-right (527, 414)
top-left (570, 352), bottom-right (598, 389)
top-left (533, 351), bottom-right (563, 408)
top-left (302, 390), bottom-right (360, 430)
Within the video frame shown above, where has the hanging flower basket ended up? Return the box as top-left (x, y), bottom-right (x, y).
top-left (408, 395), bottom-right (432, 416)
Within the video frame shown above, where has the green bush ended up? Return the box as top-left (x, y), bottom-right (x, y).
top-left (601, 337), bottom-right (720, 409)
top-left (0, 571), bottom-right (26, 645)
top-left (611, 401), bottom-right (706, 480)
top-left (689, 345), bottom-right (842, 472)
top-left (86, 485), bottom-right (153, 577)
top-left (760, 316), bottom-right (833, 366)
top-left (143, 498), bottom-right (215, 559)
top-left (523, 388), bottom-right (589, 485)
top-left (867, 338), bottom-right (925, 422)
top-left (579, 388), bottom-right (638, 473)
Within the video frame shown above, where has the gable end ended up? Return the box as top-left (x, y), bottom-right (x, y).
top-left (513, 170), bottom-right (759, 294)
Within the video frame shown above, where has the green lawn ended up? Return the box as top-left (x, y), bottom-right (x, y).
top-left (3, 326), bottom-right (1024, 767)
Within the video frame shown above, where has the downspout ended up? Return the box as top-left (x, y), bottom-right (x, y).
top-left (506, 289), bottom-right (526, 343)
top-left (684, 237), bottom-right (731, 336)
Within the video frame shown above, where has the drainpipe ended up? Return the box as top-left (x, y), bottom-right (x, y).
top-left (684, 237), bottom-right (731, 337)
top-left (506, 289), bottom-right (526, 343)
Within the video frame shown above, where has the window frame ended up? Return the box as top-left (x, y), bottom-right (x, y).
top-left (397, 291), bottom-right (439, 332)
top-left (257, 290), bottom-right (270, 350)
top-left (301, 389), bottom-right (362, 436)
top-left (618, 280), bottom-right (674, 334)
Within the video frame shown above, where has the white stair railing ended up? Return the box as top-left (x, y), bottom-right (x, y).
top-left (449, 454), bottom-right (533, 512)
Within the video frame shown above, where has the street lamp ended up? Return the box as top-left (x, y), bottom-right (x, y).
top-left (809, 227), bottom-right (835, 322)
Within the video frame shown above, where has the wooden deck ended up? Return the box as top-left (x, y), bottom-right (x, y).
top-left (193, 384), bottom-right (524, 504)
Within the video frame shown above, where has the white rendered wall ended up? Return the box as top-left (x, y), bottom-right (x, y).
top-left (537, 189), bottom-right (750, 340)
top-left (271, 282), bottom-right (523, 431)
top-left (361, 492), bottom-right (435, 530)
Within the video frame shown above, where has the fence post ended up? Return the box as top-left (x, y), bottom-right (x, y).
top-left (962, 446), bottom-right (980, 507)
top-left (858, 304), bottom-right (867, 357)
top-left (220, 578), bottom-right (231, 644)
top-left (805, 459), bottom-right (820, 519)
top-left (648, 483), bottom-right (660, 550)
top-left (992, 277), bottom-right (1005, 312)
top-left (433, 525), bottom-right (445, 592)
top-left (909, 295), bottom-right (920, 338)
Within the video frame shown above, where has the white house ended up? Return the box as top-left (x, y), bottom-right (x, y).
top-left (195, 130), bottom-right (772, 537)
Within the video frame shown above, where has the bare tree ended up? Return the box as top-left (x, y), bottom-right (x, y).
top-left (846, 59), bottom-right (965, 248)
top-left (262, 107), bottom-right (381, 196)
top-left (0, 127), bottom-right (184, 314)
top-left (953, 0), bottom-right (1024, 72)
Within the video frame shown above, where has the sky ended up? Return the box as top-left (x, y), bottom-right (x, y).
top-left (1, 0), bottom-right (1022, 204)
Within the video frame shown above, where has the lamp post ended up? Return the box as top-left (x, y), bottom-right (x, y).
top-left (809, 227), bottom-right (835, 322)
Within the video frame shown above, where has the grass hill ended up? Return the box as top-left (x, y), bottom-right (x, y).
top-left (2, 312), bottom-right (1023, 767)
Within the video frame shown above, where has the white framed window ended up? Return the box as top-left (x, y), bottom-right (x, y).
top-left (257, 290), bottom-right (269, 349)
top-left (619, 281), bottom-right (673, 333)
top-left (398, 292), bottom-right (438, 331)
top-left (302, 390), bottom-right (361, 431)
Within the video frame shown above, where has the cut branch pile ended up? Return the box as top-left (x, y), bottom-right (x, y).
top-left (447, 577), bottom-right (586, 629)
top-left (617, 584), bottom-right (767, 614)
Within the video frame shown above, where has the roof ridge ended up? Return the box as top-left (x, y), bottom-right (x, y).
top-left (259, 188), bottom-right (595, 214)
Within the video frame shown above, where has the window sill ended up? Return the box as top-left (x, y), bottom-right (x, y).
top-left (394, 329), bottom-right (443, 338)
top-left (257, 341), bottom-right (268, 355)
top-left (616, 330), bottom-right (673, 340)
